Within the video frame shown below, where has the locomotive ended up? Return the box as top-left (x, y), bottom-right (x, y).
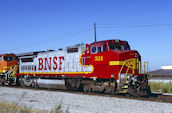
top-left (0, 39), bottom-right (151, 96)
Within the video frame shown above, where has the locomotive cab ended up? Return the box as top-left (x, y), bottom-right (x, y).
top-left (82, 40), bottom-right (141, 78)
top-left (0, 53), bottom-right (17, 74)
top-left (89, 40), bottom-right (130, 53)
top-left (85, 40), bottom-right (150, 96)
top-left (0, 53), bottom-right (18, 85)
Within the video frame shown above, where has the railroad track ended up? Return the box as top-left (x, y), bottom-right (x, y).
top-left (1, 85), bottom-right (172, 104)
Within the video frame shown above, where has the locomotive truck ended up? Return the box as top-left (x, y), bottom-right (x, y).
top-left (0, 39), bottom-right (151, 96)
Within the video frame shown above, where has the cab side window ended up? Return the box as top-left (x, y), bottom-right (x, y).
top-left (98, 46), bottom-right (103, 53)
top-left (103, 45), bottom-right (107, 52)
top-left (13, 57), bottom-right (17, 60)
top-left (91, 46), bottom-right (97, 54)
top-left (4, 56), bottom-right (12, 62)
top-left (0, 56), bottom-right (1, 61)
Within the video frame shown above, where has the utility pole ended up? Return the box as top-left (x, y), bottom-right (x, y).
top-left (94, 23), bottom-right (96, 42)
top-left (144, 61), bottom-right (149, 74)
top-left (144, 62), bottom-right (146, 74)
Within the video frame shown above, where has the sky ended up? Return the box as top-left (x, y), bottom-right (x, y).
top-left (0, 0), bottom-right (172, 71)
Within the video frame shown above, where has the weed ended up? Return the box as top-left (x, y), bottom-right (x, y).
top-left (50, 96), bottom-right (64, 113)
top-left (0, 101), bottom-right (32, 113)
top-left (149, 81), bottom-right (172, 93)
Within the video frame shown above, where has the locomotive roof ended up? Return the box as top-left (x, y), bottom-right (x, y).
top-left (2, 40), bottom-right (129, 57)
top-left (16, 51), bottom-right (45, 57)
top-left (0, 53), bottom-right (16, 56)
top-left (66, 43), bottom-right (85, 48)
top-left (90, 39), bottom-right (128, 45)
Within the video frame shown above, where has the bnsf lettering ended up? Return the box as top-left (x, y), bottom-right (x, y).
top-left (38, 58), bottom-right (43, 70)
top-left (44, 57), bottom-right (52, 70)
top-left (59, 56), bottom-right (64, 70)
top-left (38, 56), bottom-right (64, 71)
top-left (53, 57), bottom-right (58, 70)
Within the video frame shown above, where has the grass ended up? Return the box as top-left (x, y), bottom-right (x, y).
top-left (50, 103), bottom-right (62, 113)
top-left (0, 93), bottom-right (69, 113)
top-left (0, 101), bottom-right (33, 113)
top-left (149, 81), bottom-right (172, 93)
top-left (50, 96), bottom-right (69, 113)
top-left (0, 101), bottom-right (69, 113)
top-left (0, 92), bottom-right (35, 113)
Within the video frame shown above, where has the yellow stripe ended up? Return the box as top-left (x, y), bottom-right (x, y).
top-left (0, 70), bottom-right (7, 73)
top-left (19, 71), bottom-right (92, 75)
top-left (79, 47), bottom-right (94, 72)
top-left (109, 58), bottom-right (138, 70)
top-left (109, 61), bottom-right (124, 65)
top-left (3, 65), bottom-right (15, 69)
top-left (0, 70), bottom-right (4, 73)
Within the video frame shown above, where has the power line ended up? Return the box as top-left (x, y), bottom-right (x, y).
top-left (1, 23), bottom-right (172, 52)
top-left (97, 23), bottom-right (172, 28)
top-left (0, 25), bottom-right (92, 52)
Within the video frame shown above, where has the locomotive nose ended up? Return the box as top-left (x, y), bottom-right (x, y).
top-left (122, 50), bottom-right (140, 60)
top-left (115, 50), bottom-right (141, 75)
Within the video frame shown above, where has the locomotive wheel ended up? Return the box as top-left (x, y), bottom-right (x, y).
top-left (83, 84), bottom-right (89, 92)
top-left (138, 80), bottom-right (151, 97)
top-left (0, 78), bottom-right (5, 86)
top-left (128, 85), bottom-right (151, 97)
top-left (16, 76), bottom-right (20, 87)
top-left (104, 86), bottom-right (115, 94)
top-left (77, 83), bottom-right (84, 92)
top-left (9, 78), bottom-right (13, 86)
top-left (128, 85), bottom-right (139, 97)
top-left (20, 79), bottom-right (25, 87)
top-left (104, 81), bottom-right (117, 94)
top-left (65, 79), bottom-right (75, 90)
top-left (139, 85), bottom-right (151, 97)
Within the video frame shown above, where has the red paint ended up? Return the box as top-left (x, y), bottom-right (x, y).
top-left (38, 58), bottom-right (43, 70)
top-left (59, 56), bottom-right (64, 70)
top-left (44, 57), bottom-right (52, 70)
top-left (38, 56), bottom-right (64, 71)
top-left (53, 57), bottom-right (58, 70)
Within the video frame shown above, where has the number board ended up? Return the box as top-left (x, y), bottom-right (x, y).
top-left (94, 56), bottom-right (103, 61)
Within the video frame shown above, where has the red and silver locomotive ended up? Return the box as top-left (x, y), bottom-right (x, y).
top-left (0, 39), bottom-right (151, 96)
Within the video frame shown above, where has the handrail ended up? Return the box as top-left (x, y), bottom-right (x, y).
top-left (118, 60), bottom-right (127, 76)
top-left (119, 58), bottom-right (137, 76)
top-left (5, 65), bottom-right (18, 80)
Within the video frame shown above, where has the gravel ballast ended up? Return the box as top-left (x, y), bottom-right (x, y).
top-left (0, 87), bottom-right (172, 113)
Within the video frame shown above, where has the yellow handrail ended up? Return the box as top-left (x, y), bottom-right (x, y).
top-left (118, 58), bottom-right (140, 76)
top-left (126, 61), bottom-right (132, 75)
top-left (118, 60), bottom-right (127, 76)
top-left (139, 62), bottom-right (141, 74)
top-left (11, 65), bottom-right (18, 79)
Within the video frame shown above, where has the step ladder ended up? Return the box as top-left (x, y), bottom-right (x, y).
top-left (118, 59), bottom-right (138, 94)
top-left (4, 65), bottom-right (18, 85)
top-left (118, 75), bottom-right (129, 93)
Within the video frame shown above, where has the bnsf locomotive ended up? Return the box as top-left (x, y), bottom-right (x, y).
top-left (0, 39), bottom-right (151, 96)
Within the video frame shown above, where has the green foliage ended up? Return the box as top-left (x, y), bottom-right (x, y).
top-left (19, 105), bottom-right (32, 113)
top-left (149, 81), bottom-right (172, 93)
top-left (0, 101), bottom-right (32, 113)
top-left (65, 107), bottom-right (70, 113)
top-left (0, 94), bottom-right (69, 113)
top-left (50, 103), bottom-right (63, 113)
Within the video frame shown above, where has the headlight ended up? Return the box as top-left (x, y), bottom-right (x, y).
top-left (134, 78), bottom-right (138, 82)
top-left (120, 74), bottom-right (125, 79)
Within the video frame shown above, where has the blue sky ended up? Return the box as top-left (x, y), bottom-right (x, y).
top-left (0, 0), bottom-right (172, 71)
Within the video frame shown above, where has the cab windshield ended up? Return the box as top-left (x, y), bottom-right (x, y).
top-left (4, 56), bottom-right (15, 62)
top-left (109, 43), bottom-right (130, 50)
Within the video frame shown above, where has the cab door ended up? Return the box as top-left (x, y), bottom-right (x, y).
top-left (90, 43), bottom-right (109, 78)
